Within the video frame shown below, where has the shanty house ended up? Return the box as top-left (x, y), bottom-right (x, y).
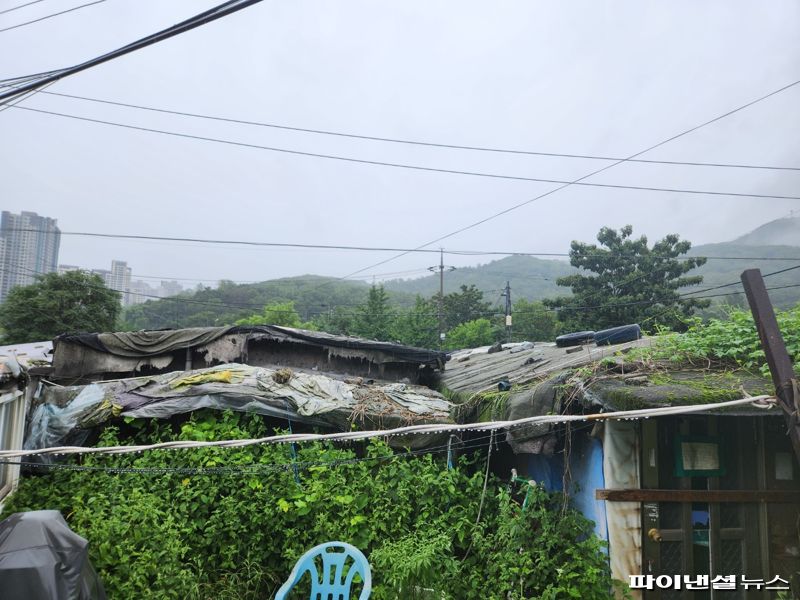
top-left (443, 340), bottom-right (800, 599)
top-left (19, 326), bottom-right (453, 460)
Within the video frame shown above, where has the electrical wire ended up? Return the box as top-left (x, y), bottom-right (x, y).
top-left (679, 263), bottom-right (800, 298)
top-left (547, 263), bottom-right (800, 312)
top-left (34, 90), bottom-right (800, 172)
top-left (3, 227), bottom-right (800, 262)
top-left (331, 77), bottom-right (800, 283)
top-left (0, 431), bottom-right (503, 476)
top-left (0, 0), bottom-right (47, 16)
top-left (0, 395), bottom-right (776, 459)
top-left (0, 0), bottom-right (106, 34)
top-left (0, 0), bottom-right (265, 103)
top-left (12, 105), bottom-right (800, 202)
top-left (2, 261), bottom-right (797, 320)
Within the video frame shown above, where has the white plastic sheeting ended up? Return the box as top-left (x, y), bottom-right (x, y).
top-left (24, 364), bottom-right (453, 456)
top-left (25, 385), bottom-right (108, 453)
top-left (603, 419), bottom-right (642, 600)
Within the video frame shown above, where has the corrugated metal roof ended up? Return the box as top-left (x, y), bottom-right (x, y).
top-left (441, 338), bottom-right (653, 394)
top-left (0, 341), bottom-right (53, 370)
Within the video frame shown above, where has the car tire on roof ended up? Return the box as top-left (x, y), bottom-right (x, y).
top-left (594, 324), bottom-right (642, 346)
top-left (555, 331), bottom-right (595, 348)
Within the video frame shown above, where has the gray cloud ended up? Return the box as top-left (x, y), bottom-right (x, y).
top-left (2, 0), bottom-right (798, 286)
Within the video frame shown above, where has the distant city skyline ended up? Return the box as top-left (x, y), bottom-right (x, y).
top-left (0, 211), bottom-right (61, 302)
top-left (58, 259), bottom-right (185, 306)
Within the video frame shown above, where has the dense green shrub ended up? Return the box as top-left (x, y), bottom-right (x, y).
top-left (633, 304), bottom-right (800, 376)
top-left (2, 411), bottom-right (619, 599)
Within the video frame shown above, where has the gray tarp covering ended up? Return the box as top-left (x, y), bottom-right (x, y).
top-left (25, 364), bottom-right (453, 455)
top-left (52, 326), bottom-right (447, 379)
top-left (454, 372), bottom-right (567, 455)
top-left (503, 376), bottom-right (563, 455)
top-left (0, 510), bottom-right (106, 600)
top-left (56, 325), bottom-right (446, 363)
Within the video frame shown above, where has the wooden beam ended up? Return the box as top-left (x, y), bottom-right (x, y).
top-left (740, 268), bottom-right (800, 464)
top-left (595, 488), bottom-right (800, 503)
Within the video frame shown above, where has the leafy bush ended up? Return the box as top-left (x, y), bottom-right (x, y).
top-left (634, 304), bottom-right (800, 376)
top-left (2, 411), bottom-right (620, 599)
top-left (445, 318), bottom-right (495, 350)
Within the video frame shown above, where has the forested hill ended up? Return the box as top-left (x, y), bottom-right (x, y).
top-left (382, 255), bottom-right (576, 300)
top-left (123, 242), bottom-right (800, 331)
top-left (688, 243), bottom-right (800, 310)
top-left (122, 276), bottom-right (414, 330)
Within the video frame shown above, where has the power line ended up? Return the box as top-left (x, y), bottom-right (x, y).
top-left (680, 263), bottom-right (800, 298)
top-left (6, 227), bottom-right (800, 261)
top-left (552, 283), bottom-right (800, 312)
top-left (0, 396), bottom-right (776, 460)
top-left (0, 0), bottom-right (47, 16)
top-left (35, 90), bottom-right (800, 172)
top-left (3, 262), bottom-right (797, 323)
top-left (0, 0), bottom-right (265, 103)
top-left (60, 266), bottom-right (433, 285)
top-left (13, 105), bottom-right (800, 202)
top-left (546, 264), bottom-right (800, 312)
top-left (0, 431), bottom-right (506, 476)
top-left (331, 77), bottom-right (800, 283)
top-left (0, 0), bottom-right (106, 34)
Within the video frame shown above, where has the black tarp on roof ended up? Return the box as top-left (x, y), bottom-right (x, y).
top-left (55, 325), bottom-right (447, 366)
top-left (0, 510), bottom-right (106, 600)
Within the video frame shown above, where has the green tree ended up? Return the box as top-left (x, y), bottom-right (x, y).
top-left (353, 285), bottom-right (395, 340)
top-left (512, 299), bottom-right (560, 342)
top-left (441, 285), bottom-right (492, 330)
top-left (0, 271), bottom-right (121, 343)
top-left (393, 296), bottom-right (438, 348)
top-left (312, 306), bottom-right (357, 336)
top-left (235, 300), bottom-right (302, 327)
top-left (445, 318), bottom-right (495, 349)
top-left (543, 225), bottom-right (709, 332)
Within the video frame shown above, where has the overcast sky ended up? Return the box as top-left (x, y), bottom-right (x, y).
top-left (2, 1), bottom-right (799, 288)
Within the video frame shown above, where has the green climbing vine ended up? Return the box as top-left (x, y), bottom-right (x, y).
top-left (2, 410), bottom-right (622, 599)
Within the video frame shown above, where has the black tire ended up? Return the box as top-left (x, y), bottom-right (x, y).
top-left (594, 324), bottom-right (642, 346)
top-left (555, 331), bottom-right (595, 348)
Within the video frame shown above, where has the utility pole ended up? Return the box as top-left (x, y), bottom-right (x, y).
top-left (740, 268), bottom-right (800, 463)
top-left (501, 281), bottom-right (512, 342)
top-left (428, 249), bottom-right (455, 348)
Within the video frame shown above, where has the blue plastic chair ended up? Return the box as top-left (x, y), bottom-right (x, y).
top-left (275, 541), bottom-right (372, 600)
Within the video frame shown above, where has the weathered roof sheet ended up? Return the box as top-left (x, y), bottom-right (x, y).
top-left (0, 341), bottom-right (53, 371)
top-left (441, 338), bottom-right (652, 394)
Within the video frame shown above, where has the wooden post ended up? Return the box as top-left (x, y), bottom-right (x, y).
top-left (740, 268), bottom-right (800, 464)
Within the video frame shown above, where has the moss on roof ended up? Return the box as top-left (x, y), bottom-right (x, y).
top-left (586, 369), bottom-right (774, 414)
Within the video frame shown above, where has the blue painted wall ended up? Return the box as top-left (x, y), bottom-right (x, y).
top-left (568, 435), bottom-right (608, 544)
top-left (520, 435), bottom-right (608, 545)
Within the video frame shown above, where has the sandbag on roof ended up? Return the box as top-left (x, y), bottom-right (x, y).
top-left (0, 510), bottom-right (106, 600)
top-left (25, 364), bottom-right (454, 457)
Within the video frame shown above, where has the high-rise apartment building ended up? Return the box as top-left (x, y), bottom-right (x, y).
top-left (0, 211), bottom-right (61, 301)
top-left (55, 260), bottom-right (184, 307)
top-left (108, 260), bottom-right (132, 304)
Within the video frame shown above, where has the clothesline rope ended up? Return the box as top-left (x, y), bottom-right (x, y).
top-left (0, 395), bottom-right (776, 459)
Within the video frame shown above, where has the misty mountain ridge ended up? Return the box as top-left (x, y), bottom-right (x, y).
top-left (383, 216), bottom-right (800, 305)
top-left (123, 217), bottom-right (800, 329)
top-left (730, 215), bottom-right (799, 247)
